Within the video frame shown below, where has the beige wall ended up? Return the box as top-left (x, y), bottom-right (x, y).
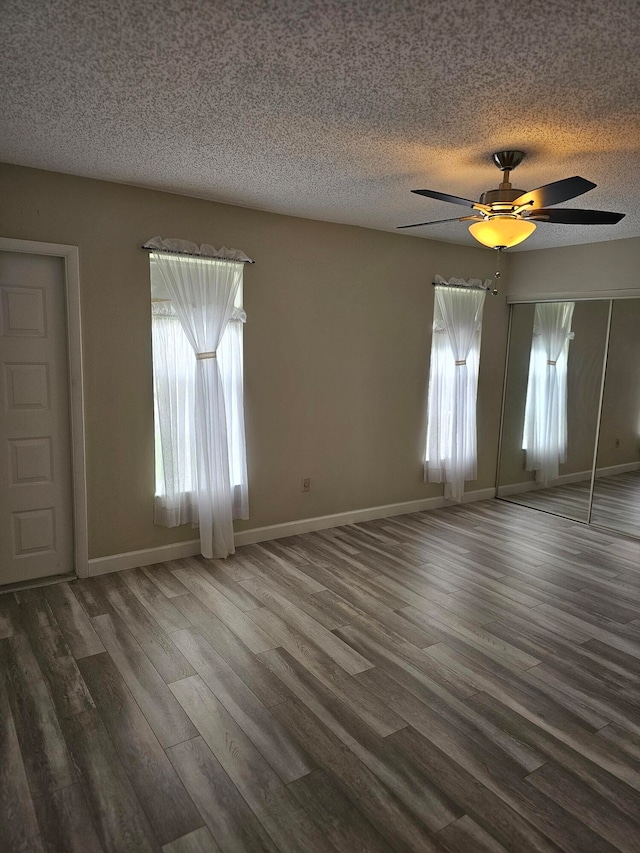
top-left (597, 299), bottom-right (640, 469)
top-left (0, 163), bottom-right (508, 559)
top-left (507, 236), bottom-right (640, 299)
top-left (565, 301), bottom-right (610, 474)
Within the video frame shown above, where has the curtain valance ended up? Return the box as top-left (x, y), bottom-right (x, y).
top-left (144, 236), bottom-right (253, 264)
top-left (433, 274), bottom-right (492, 291)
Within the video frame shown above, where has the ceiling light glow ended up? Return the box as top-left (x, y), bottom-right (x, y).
top-left (469, 217), bottom-right (536, 249)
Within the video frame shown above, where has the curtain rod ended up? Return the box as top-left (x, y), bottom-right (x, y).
top-left (432, 281), bottom-right (491, 291)
top-left (142, 246), bottom-right (255, 264)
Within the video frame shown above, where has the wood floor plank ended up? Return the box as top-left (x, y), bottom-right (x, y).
top-left (526, 761), bottom-right (640, 852)
top-left (271, 698), bottom-right (443, 853)
top-left (358, 663), bottom-right (544, 782)
top-left (169, 675), bottom-right (332, 853)
top-left (393, 722), bottom-right (558, 853)
top-left (333, 623), bottom-right (480, 702)
top-left (241, 576), bottom-right (373, 674)
top-left (240, 543), bottom-right (327, 593)
top-left (526, 662), bottom-right (640, 738)
top-left (258, 538), bottom-right (322, 569)
top-left (466, 690), bottom-right (640, 819)
top-left (533, 601), bottom-right (640, 661)
top-left (425, 643), bottom-right (640, 789)
top-left (141, 563), bottom-right (191, 600)
top-left (172, 593), bottom-right (292, 707)
top-left (43, 582), bottom-right (105, 659)
top-left (0, 634), bottom-right (76, 798)
top-left (253, 610), bottom-right (405, 736)
top-left (17, 593), bottom-right (95, 718)
top-left (0, 592), bottom-right (20, 638)
top-left (293, 553), bottom-right (408, 612)
top-left (34, 783), bottom-right (105, 853)
top-left (437, 814), bottom-right (510, 853)
top-left (171, 565), bottom-right (278, 654)
top-left (312, 588), bottom-right (440, 647)
top-left (239, 570), bottom-right (346, 630)
top-left (398, 603), bottom-right (542, 670)
top-left (489, 619), bottom-right (640, 704)
top-left (345, 640), bottom-right (544, 774)
top-left (597, 721), bottom-right (640, 763)
top-left (0, 664), bottom-right (44, 853)
top-left (169, 674), bottom-right (284, 804)
top-left (162, 826), bottom-right (221, 852)
top-left (181, 556), bottom-right (263, 612)
top-left (259, 647), bottom-right (460, 833)
top-left (79, 652), bottom-right (203, 846)
top-left (166, 736), bottom-right (277, 853)
top-left (119, 567), bottom-right (193, 633)
top-left (390, 725), bottom-right (612, 853)
top-left (287, 769), bottom-right (394, 853)
top-left (582, 636), bottom-right (640, 677)
top-left (71, 577), bottom-right (113, 617)
top-left (96, 574), bottom-right (196, 684)
top-left (171, 626), bottom-right (314, 782)
top-left (59, 708), bottom-right (160, 852)
top-left (424, 635), bottom-right (611, 732)
top-left (91, 613), bottom-right (198, 748)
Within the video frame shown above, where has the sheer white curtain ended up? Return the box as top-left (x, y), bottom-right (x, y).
top-left (425, 276), bottom-right (488, 502)
top-left (523, 301), bottom-right (575, 485)
top-left (152, 300), bottom-right (198, 527)
top-left (149, 239), bottom-right (250, 558)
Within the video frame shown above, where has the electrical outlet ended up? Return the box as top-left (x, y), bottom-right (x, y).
top-left (615, 438), bottom-right (620, 448)
top-left (302, 477), bottom-right (311, 492)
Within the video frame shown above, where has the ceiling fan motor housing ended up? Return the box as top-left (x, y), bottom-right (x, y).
top-left (479, 187), bottom-right (526, 207)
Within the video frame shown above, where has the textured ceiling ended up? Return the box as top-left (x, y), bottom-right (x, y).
top-left (1, 0), bottom-right (639, 250)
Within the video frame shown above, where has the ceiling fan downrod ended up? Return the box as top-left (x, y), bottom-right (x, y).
top-left (479, 150), bottom-right (527, 208)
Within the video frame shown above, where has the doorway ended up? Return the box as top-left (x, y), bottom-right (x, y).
top-left (0, 238), bottom-right (87, 587)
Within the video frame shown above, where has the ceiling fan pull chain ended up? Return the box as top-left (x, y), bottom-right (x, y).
top-left (492, 248), bottom-right (502, 295)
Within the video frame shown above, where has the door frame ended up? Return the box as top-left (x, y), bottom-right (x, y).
top-left (0, 237), bottom-right (88, 578)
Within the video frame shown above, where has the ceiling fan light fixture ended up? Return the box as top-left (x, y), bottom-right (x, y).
top-left (469, 216), bottom-right (536, 249)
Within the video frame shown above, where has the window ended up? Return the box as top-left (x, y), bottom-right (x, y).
top-left (150, 252), bottom-right (248, 537)
top-left (424, 277), bottom-right (487, 502)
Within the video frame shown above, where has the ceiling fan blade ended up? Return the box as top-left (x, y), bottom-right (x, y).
top-left (513, 176), bottom-right (596, 209)
top-left (528, 208), bottom-right (625, 225)
top-left (397, 215), bottom-right (480, 229)
top-left (411, 189), bottom-right (478, 208)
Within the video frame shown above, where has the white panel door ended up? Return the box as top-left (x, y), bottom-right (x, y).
top-left (0, 251), bottom-right (74, 584)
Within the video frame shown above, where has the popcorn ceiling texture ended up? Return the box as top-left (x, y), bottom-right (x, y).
top-left (1, 0), bottom-right (638, 250)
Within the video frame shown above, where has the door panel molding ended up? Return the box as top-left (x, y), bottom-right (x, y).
top-left (0, 237), bottom-right (88, 578)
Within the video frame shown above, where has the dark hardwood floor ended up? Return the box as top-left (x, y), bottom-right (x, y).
top-left (2, 498), bottom-right (640, 852)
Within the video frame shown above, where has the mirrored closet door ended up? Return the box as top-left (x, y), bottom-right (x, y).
top-left (590, 299), bottom-right (640, 536)
top-left (497, 296), bottom-right (640, 538)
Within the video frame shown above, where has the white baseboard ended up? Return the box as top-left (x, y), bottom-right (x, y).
top-left (596, 461), bottom-right (640, 477)
top-left (88, 538), bottom-right (201, 576)
top-left (87, 486), bottom-right (496, 576)
top-left (498, 461), bottom-right (640, 498)
top-left (498, 469), bottom-right (591, 497)
top-left (233, 487), bottom-right (495, 547)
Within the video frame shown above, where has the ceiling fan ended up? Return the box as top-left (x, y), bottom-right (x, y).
top-left (398, 150), bottom-right (625, 249)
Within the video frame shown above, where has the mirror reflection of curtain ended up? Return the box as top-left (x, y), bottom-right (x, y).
top-left (425, 277), bottom-right (487, 502)
top-left (522, 301), bottom-right (575, 485)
